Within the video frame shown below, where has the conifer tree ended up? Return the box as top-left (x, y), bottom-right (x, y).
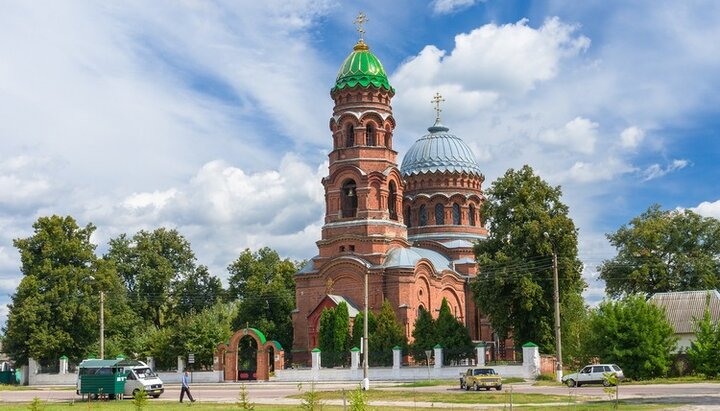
top-left (318, 307), bottom-right (336, 367)
top-left (435, 298), bottom-right (473, 364)
top-left (332, 302), bottom-right (351, 366)
top-left (410, 307), bottom-right (436, 362)
top-left (370, 300), bottom-right (407, 366)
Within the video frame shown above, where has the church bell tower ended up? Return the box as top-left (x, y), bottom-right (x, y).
top-left (317, 16), bottom-right (408, 266)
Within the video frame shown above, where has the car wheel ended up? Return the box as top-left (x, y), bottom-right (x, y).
top-left (474, 383), bottom-right (480, 391)
top-left (151, 395), bottom-right (160, 399)
top-left (460, 382), bottom-right (465, 390)
top-left (496, 385), bottom-right (502, 391)
top-left (603, 379), bottom-right (612, 387)
top-left (465, 383), bottom-right (470, 391)
top-left (566, 379), bottom-right (576, 388)
top-left (132, 389), bottom-right (140, 398)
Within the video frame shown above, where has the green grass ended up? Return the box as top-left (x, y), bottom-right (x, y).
top-left (503, 377), bottom-right (526, 384)
top-left (534, 374), bottom-right (720, 386)
top-left (0, 384), bottom-right (37, 391)
top-left (0, 403), bottom-right (678, 411)
top-left (289, 388), bottom-right (579, 404)
top-left (391, 379), bottom-right (455, 387)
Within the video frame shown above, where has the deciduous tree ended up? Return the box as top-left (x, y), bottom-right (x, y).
top-left (472, 165), bottom-right (586, 352)
top-left (229, 248), bottom-right (298, 358)
top-left (106, 228), bottom-right (198, 328)
top-left (599, 205), bottom-right (720, 297)
top-left (587, 295), bottom-right (676, 380)
top-left (2, 216), bottom-right (131, 364)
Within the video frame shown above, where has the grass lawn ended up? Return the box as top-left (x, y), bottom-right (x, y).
top-left (534, 375), bottom-right (720, 387)
top-left (0, 400), bottom-right (679, 411)
top-left (289, 388), bottom-right (578, 404)
top-left (392, 377), bottom-right (526, 388)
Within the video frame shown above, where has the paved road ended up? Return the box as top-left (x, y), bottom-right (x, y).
top-left (2, 381), bottom-right (719, 408)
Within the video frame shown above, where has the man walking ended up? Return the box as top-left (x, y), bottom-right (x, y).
top-left (180, 368), bottom-right (196, 403)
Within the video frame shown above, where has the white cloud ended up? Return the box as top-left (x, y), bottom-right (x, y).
top-left (690, 200), bottom-right (720, 219)
top-left (538, 117), bottom-right (598, 154)
top-left (642, 159), bottom-right (689, 181)
top-left (558, 158), bottom-right (636, 184)
top-left (432, 0), bottom-right (484, 14)
top-left (619, 126), bottom-right (645, 149)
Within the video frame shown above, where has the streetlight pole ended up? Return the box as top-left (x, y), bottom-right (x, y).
top-left (99, 290), bottom-right (105, 360)
top-left (552, 250), bottom-right (562, 382)
top-left (362, 270), bottom-right (369, 390)
top-left (544, 232), bottom-right (563, 382)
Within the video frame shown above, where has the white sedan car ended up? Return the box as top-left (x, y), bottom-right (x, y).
top-left (562, 364), bottom-right (624, 387)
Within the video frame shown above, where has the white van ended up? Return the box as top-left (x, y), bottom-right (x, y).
top-left (77, 359), bottom-right (164, 398)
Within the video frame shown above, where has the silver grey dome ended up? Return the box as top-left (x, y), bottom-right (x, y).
top-left (400, 121), bottom-right (482, 177)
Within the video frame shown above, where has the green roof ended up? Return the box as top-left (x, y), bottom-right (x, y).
top-left (351, 347), bottom-right (360, 352)
top-left (433, 343), bottom-right (442, 349)
top-left (333, 41), bottom-right (392, 92)
top-left (522, 342), bottom-right (539, 348)
top-left (475, 342), bottom-right (486, 348)
top-left (311, 348), bottom-right (321, 353)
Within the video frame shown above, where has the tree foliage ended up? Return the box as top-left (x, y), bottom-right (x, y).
top-left (351, 310), bottom-right (377, 350)
top-left (229, 247), bottom-right (298, 358)
top-left (686, 299), bottom-right (720, 378)
top-left (599, 205), bottom-right (720, 297)
top-left (369, 300), bottom-right (407, 366)
top-left (472, 165), bottom-right (586, 352)
top-left (317, 302), bottom-right (351, 367)
top-left (2, 216), bottom-right (133, 364)
top-left (409, 308), bottom-right (435, 362)
top-left (435, 298), bottom-right (473, 365)
top-left (586, 295), bottom-right (677, 380)
top-left (106, 228), bottom-right (202, 328)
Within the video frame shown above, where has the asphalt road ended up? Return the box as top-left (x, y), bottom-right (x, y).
top-left (2, 381), bottom-right (720, 408)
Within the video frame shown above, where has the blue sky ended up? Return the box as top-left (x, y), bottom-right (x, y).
top-left (1, 0), bottom-right (719, 327)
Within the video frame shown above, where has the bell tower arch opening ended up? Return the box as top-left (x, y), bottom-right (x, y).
top-left (341, 179), bottom-right (358, 218)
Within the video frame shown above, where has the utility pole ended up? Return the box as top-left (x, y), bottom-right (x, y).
top-left (552, 251), bottom-right (562, 382)
top-left (100, 290), bottom-right (105, 360)
top-left (362, 270), bottom-right (369, 390)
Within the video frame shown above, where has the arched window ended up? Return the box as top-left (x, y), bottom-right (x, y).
top-left (346, 125), bottom-right (354, 147)
top-left (366, 124), bottom-right (376, 146)
top-left (419, 205), bottom-right (427, 226)
top-left (341, 179), bottom-right (357, 218)
top-left (388, 181), bottom-right (397, 220)
top-left (405, 206), bottom-right (412, 228)
top-left (469, 204), bottom-right (476, 226)
top-left (452, 203), bottom-right (461, 225)
top-left (435, 203), bottom-right (445, 225)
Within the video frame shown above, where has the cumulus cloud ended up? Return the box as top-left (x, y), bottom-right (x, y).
top-left (641, 159), bottom-right (689, 181)
top-left (393, 18), bottom-right (589, 98)
top-left (557, 158), bottom-right (636, 184)
top-left (689, 200), bottom-right (720, 219)
top-left (620, 126), bottom-right (645, 149)
top-left (432, 0), bottom-right (484, 14)
top-left (537, 117), bottom-right (598, 154)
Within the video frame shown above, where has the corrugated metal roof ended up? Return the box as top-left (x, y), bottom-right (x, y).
top-left (442, 240), bottom-right (475, 249)
top-left (383, 247), bottom-right (452, 272)
top-left (327, 295), bottom-right (360, 318)
top-left (400, 121), bottom-right (483, 177)
top-left (649, 290), bottom-right (720, 334)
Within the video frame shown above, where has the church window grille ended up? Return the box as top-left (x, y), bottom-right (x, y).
top-left (388, 181), bottom-right (397, 220)
top-left (419, 205), bottom-right (427, 226)
top-left (469, 204), bottom-right (476, 226)
top-left (435, 203), bottom-right (445, 225)
top-left (341, 179), bottom-right (358, 218)
top-left (346, 125), bottom-right (354, 147)
top-left (452, 203), bottom-right (461, 225)
top-left (366, 124), bottom-right (376, 146)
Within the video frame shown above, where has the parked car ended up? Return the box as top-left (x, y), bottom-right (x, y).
top-left (459, 367), bottom-right (503, 391)
top-left (562, 364), bottom-right (624, 387)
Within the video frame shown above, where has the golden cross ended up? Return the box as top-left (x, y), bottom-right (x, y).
top-left (431, 92), bottom-right (445, 122)
top-left (354, 12), bottom-right (368, 41)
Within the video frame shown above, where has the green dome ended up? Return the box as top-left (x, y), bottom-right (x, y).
top-left (333, 41), bottom-right (393, 92)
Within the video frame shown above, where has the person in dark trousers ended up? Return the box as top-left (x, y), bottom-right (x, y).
top-left (180, 369), bottom-right (195, 403)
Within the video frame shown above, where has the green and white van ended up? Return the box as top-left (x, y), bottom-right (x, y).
top-left (77, 359), bottom-right (164, 398)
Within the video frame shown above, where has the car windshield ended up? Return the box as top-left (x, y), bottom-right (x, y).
top-left (134, 368), bottom-right (156, 379)
top-left (612, 365), bottom-right (621, 372)
top-left (473, 369), bottom-right (496, 375)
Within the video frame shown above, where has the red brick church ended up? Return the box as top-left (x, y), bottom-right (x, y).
top-left (292, 34), bottom-right (512, 364)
